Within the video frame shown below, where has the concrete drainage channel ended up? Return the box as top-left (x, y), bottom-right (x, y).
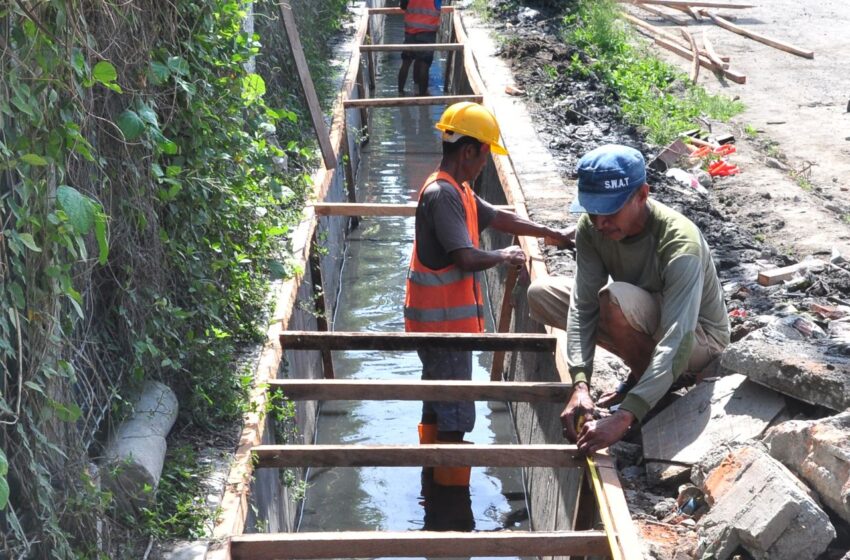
top-left (201, 3), bottom-right (638, 560)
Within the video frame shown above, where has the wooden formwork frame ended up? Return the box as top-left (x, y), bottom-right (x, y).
top-left (207, 6), bottom-right (641, 559)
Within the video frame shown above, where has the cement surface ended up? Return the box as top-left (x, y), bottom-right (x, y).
top-left (642, 373), bottom-right (785, 464)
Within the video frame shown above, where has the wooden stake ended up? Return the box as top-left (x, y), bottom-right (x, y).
top-left (252, 443), bottom-right (583, 468)
top-left (491, 262), bottom-right (520, 381)
top-left (654, 36), bottom-right (746, 83)
top-left (267, 379), bottom-right (572, 402)
top-left (279, 4), bottom-right (337, 170)
top-left (701, 31), bottom-right (729, 69)
top-left (700, 10), bottom-right (815, 59)
top-left (308, 231), bottom-right (335, 379)
top-left (279, 331), bottom-right (557, 352)
top-left (230, 530), bottom-right (608, 560)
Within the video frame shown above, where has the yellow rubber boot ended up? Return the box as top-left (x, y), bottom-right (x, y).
top-left (418, 423), bottom-right (437, 444)
top-left (433, 439), bottom-right (471, 487)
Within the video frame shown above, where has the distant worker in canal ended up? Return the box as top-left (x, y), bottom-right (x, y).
top-left (527, 144), bottom-right (731, 454)
top-left (404, 102), bottom-right (573, 486)
top-left (398, 0), bottom-right (441, 96)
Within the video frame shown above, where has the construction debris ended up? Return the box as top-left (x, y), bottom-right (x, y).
top-left (721, 325), bottom-right (850, 411)
top-left (642, 374), bottom-right (785, 464)
top-left (764, 410), bottom-right (850, 524)
top-left (695, 445), bottom-right (836, 560)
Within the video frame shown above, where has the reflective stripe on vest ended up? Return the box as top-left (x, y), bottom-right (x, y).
top-left (404, 171), bottom-right (484, 334)
top-left (404, 0), bottom-right (440, 33)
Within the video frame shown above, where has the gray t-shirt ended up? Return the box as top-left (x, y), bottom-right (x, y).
top-left (415, 179), bottom-right (496, 270)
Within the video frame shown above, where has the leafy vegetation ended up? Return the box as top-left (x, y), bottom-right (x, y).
top-left (562, 0), bottom-right (743, 144)
top-left (0, 0), bottom-right (348, 556)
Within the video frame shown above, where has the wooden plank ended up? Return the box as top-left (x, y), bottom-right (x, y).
top-left (595, 453), bottom-right (643, 559)
top-left (491, 263), bottom-right (520, 381)
top-left (680, 28), bottom-right (700, 82)
top-left (622, 12), bottom-right (684, 44)
top-left (313, 202), bottom-right (513, 217)
top-left (279, 331), bottom-right (557, 352)
top-left (308, 232), bottom-right (335, 379)
top-left (700, 10), bottom-right (814, 58)
top-left (360, 43), bottom-right (464, 53)
top-left (267, 379), bottom-right (571, 402)
top-left (620, 0), bottom-right (754, 8)
top-left (252, 444), bottom-right (583, 468)
top-left (343, 94), bottom-right (483, 109)
top-left (701, 31), bottom-right (730, 69)
top-left (654, 36), bottom-right (746, 83)
top-left (642, 374), bottom-right (785, 464)
top-left (633, 2), bottom-right (690, 25)
top-left (230, 530), bottom-right (608, 559)
top-left (757, 259), bottom-right (824, 286)
top-left (279, 4), bottom-right (337, 170)
top-left (368, 6), bottom-right (455, 15)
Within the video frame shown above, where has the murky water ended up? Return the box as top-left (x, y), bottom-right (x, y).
top-left (296, 14), bottom-right (529, 557)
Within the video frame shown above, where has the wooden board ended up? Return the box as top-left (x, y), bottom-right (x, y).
top-left (757, 259), bottom-right (824, 286)
top-left (279, 331), bottom-right (557, 351)
top-left (360, 43), bottom-right (464, 52)
top-left (654, 37), bottom-right (746, 83)
top-left (642, 374), bottom-right (785, 463)
top-left (701, 10), bottom-right (814, 58)
top-left (343, 94), bottom-right (483, 108)
top-left (279, 5), bottom-right (337, 170)
top-left (633, 3), bottom-right (690, 25)
top-left (267, 379), bottom-right (571, 402)
top-left (252, 444), bottom-right (582, 468)
top-left (230, 530), bottom-right (609, 559)
top-left (594, 454), bottom-right (643, 558)
top-left (313, 202), bottom-right (513, 217)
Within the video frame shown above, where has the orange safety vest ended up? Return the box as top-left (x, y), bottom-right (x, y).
top-left (404, 0), bottom-right (440, 34)
top-left (404, 171), bottom-right (484, 334)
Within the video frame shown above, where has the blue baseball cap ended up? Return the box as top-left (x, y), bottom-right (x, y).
top-left (570, 145), bottom-right (647, 215)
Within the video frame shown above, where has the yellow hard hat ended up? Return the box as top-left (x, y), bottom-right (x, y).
top-left (435, 102), bottom-right (508, 155)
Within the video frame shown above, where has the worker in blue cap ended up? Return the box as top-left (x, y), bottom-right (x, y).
top-left (527, 144), bottom-right (731, 453)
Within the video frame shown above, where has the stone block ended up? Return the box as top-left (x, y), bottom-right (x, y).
top-left (722, 328), bottom-right (850, 411)
top-left (696, 446), bottom-right (836, 560)
top-left (764, 410), bottom-right (850, 524)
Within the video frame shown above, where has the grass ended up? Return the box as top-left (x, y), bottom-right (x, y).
top-left (562, 0), bottom-right (744, 145)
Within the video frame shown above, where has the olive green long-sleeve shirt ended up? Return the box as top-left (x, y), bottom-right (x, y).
top-left (567, 200), bottom-right (730, 421)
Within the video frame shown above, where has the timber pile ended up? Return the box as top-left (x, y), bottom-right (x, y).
top-left (618, 0), bottom-right (815, 84)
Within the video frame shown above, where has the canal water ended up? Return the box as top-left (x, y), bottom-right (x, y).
top-left (296, 13), bottom-right (530, 557)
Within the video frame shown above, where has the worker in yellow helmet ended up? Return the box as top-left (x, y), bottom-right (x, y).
top-left (404, 102), bottom-right (574, 486)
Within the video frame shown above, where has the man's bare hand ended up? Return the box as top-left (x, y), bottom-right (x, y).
top-left (576, 410), bottom-right (635, 454)
top-left (560, 382), bottom-right (595, 442)
top-left (544, 226), bottom-right (576, 250)
top-left (499, 245), bottom-right (526, 266)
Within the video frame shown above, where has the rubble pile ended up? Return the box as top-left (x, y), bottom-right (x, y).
top-left (489, 1), bottom-right (850, 558)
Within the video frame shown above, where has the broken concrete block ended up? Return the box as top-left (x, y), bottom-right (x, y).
top-left (646, 462), bottom-right (691, 487)
top-left (722, 327), bottom-right (850, 411)
top-left (696, 446), bottom-right (836, 560)
top-left (642, 374), bottom-right (785, 464)
top-left (764, 410), bottom-right (850, 524)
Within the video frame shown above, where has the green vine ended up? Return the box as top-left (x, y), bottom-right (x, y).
top-left (0, 0), bottom-right (347, 556)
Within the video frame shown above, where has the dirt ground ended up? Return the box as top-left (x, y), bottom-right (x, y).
top-left (472, 1), bottom-right (850, 558)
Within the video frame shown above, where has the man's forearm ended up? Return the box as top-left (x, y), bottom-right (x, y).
top-left (490, 209), bottom-right (559, 239)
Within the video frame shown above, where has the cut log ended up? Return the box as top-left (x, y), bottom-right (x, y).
top-left (279, 330), bottom-right (557, 352)
top-left (700, 10), bottom-right (815, 58)
top-left (266, 379), bottom-right (572, 402)
top-left (653, 37), bottom-right (746, 83)
top-left (230, 530), bottom-right (609, 559)
top-left (252, 444), bottom-right (583, 468)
